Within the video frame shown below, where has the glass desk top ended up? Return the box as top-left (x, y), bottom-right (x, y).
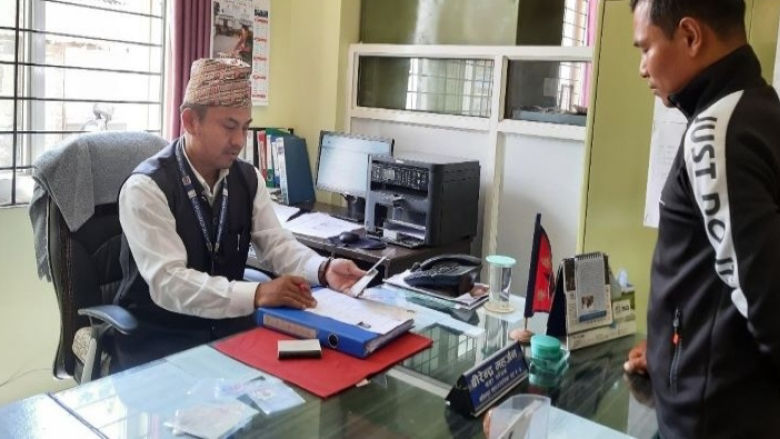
top-left (51, 287), bottom-right (657, 439)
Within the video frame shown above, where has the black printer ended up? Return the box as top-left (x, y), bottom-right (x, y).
top-left (365, 153), bottom-right (480, 248)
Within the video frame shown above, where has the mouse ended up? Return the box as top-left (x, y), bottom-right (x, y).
top-left (338, 231), bottom-right (360, 244)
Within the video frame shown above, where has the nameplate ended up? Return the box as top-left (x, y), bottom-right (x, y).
top-left (446, 342), bottom-right (528, 417)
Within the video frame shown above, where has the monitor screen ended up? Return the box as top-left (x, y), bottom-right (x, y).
top-left (316, 131), bottom-right (393, 197)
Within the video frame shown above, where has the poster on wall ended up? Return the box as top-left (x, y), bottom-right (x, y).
top-left (211, 0), bottom-right (270, 106)
top-left (774, 19), bottom-right (780, 90)
top-left (643, 97), bottom-right (686, 228)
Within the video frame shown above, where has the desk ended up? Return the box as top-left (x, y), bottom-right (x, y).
top-left (251, 202), bottom-right (472, 278)
top-left (0, 394), bottom-right (99, 438)
top-left (33, 289), bottom-right (657, 439)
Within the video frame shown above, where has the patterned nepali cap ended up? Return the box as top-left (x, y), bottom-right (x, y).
top-left (183, 58), bottom-right (251, 107)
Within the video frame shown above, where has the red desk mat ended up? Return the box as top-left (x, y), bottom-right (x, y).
top-left (214, 327), bottom-right (432, 398)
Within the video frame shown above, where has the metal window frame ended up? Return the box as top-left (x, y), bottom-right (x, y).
top-left (2, 0), bottom-right (167, 206)
top-left (43, 0), bottom-right (164, 20)
top-left (402, 57), bottom-right (494, 118)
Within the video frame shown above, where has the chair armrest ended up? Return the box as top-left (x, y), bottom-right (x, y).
top-left (78, 305), bottom-right (138, 335)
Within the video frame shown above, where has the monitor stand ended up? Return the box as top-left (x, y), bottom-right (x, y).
top-left (331, 194), bottom-right (365, 223)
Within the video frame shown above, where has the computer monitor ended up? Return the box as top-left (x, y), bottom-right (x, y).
top-left (316, 131), bottom-right (394, 222)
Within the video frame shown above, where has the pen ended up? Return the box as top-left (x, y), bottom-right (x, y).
top-left (352, 256), bottom-right (389, 298)
top-left (286, 208), bottom-right (309, 222)
top-left (366, 256), bottom-right (388, 274)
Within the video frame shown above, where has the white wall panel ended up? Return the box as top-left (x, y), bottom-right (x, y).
top-left (496, 133), bottom-right (584, 295)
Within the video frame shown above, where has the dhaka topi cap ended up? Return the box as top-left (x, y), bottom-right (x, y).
top-left (183, 58), bottom-right (251, 108)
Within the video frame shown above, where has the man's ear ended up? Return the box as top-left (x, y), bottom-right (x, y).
top-left (678, 17), bottom-right (704, 56)
top-left (180, 108), bottom-right (199, 136)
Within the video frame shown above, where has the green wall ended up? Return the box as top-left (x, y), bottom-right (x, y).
top-left (0, 208), bottom-right (73, 404)
top-left (251, 0), bottom-right (360, 205)
top-left (582, 0), bottom-right (780, 333)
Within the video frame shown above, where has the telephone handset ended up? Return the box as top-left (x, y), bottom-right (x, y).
top-left (405, 254), bottom-right (482, 295)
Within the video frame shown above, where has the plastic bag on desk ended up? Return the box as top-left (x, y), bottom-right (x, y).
top-left (166, 400), bottom-right (258, 439)
top-left (245, 381), bottom-right (305, 415)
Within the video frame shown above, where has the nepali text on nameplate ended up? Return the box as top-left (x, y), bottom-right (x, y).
top-left (446, 342), bottom-right (528, 417)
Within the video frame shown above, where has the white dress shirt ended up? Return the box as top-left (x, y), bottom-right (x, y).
top-left (118, 150), bottom-right (325, 319)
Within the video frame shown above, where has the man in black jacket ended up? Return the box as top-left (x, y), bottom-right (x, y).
top-left (624, 0), bottom-right (780, 437)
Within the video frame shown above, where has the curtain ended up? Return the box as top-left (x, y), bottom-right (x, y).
top-left (581, 0), bottom-right (599, 107)
top-left (166, 0), bottom-right (212, 140)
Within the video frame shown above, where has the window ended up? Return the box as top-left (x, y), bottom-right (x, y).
top-left (504, 0), bottom-right (592, 125)
top-left (357, 57), bottom-right (494, 118)
top-left (355, 1), bottom-right (594, 123)
top-left (0, 0), bottom-right (165, 206)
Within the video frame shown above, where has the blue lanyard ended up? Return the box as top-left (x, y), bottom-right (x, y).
top-left (175, 140), bottom-right (229, 267)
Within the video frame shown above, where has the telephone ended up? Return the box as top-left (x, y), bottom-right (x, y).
top-left (405, 254), bottom-right (482, 295)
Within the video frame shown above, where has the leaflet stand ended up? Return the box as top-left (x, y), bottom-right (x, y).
top-left (546, 252), bottom-right (617, 349)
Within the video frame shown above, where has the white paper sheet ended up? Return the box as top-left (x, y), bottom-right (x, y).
top-left (643, 97), bottom-right (687, 228)
top-left (310, 288), bottom-right (414, 335)
top-left (271, 202), bottom-right (300, 223)
top-left (774, 19), bottom-right (780, 90)
top-left (283, 212), bottom-right (360, 239)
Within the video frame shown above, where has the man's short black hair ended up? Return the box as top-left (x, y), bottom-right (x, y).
top-left (630, 0), bottom-right (746, 39)
top-left (179, 102), bottom-right (209, 120)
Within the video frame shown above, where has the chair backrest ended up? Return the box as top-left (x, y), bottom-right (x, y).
top-left (43, 131), bottom-right (166, 378)
top-left (48, 200), bottom-right (123, 378)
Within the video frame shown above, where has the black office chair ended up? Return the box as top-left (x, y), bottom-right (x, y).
top-left (48, 197), bottom-right (138, 383)
top-left (39, 131), bottom-right (167, 383)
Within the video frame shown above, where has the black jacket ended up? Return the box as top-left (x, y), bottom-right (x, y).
top-left (649, 45), bottom-right (780, 438)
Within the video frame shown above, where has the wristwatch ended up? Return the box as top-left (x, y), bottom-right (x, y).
top-left (318, 257), bottom-right (333, 287)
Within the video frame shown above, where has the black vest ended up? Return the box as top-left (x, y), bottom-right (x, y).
top-left (116, 139), bottom-right (258, 330)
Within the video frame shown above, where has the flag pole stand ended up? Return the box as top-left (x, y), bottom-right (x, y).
top-left (510, 320), bottom-right (534, 344)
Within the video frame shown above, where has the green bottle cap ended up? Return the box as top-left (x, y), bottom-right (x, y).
top-left (531, 334), bottom-right (562, 360)
top-left (486, 255), bottom-right (517, 267)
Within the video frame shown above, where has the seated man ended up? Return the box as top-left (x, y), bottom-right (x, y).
top-left (113, 58), bottom-right (364, 370)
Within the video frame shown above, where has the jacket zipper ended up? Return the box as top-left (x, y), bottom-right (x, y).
top-left (669, 307), bottom-right (682, 394)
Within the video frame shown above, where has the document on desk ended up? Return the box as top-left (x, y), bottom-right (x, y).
top-left (284, 212), bottom-right (360, 239)
top-left (310, 288), bottom-right (414, 335)
top-left (271, 201), bottom-right (300, 223)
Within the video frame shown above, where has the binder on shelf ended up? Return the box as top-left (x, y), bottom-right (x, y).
top-left (256, 130), bottom-right (267, 181)
top-left (266, 132), bottom-right (315, 205)
top-left (248, 127), bottom-right (294, 188)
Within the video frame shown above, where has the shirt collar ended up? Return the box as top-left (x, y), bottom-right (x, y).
top-left (181, 139), bottom-right (230, 198)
